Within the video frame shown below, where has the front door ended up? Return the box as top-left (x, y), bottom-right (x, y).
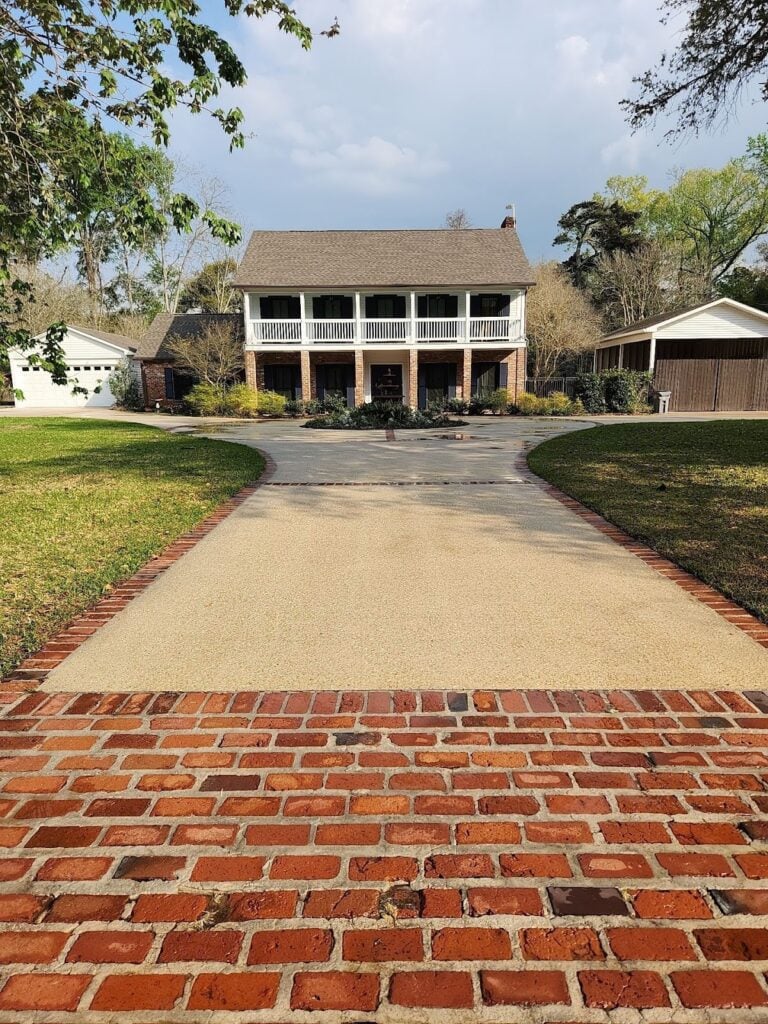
top-left (371, 364), bottom-right (403, 402)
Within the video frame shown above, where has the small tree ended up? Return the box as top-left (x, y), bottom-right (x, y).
top-left (177, 257), bottom-right (241, 313)
top-left (108, 356), bottom-right (142, 410)
top-left (526, 263), bottom-right (603, 379)
top-left (444, 208), bottom-right (471, 229)
top-left (594, 241), bottom-right (677, 330)
top-left (166, 321), bottom-right (244, 387)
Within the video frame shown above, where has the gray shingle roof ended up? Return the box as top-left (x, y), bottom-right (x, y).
top-left (233, 228), bottom-right (535, 289)
top-left (136, 313), bottom-right (243, 361)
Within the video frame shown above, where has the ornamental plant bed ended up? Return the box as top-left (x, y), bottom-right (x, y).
top-left (304, 400), bottom-right (468, 430)
top-left (0, 418), bottom-right (265, 677)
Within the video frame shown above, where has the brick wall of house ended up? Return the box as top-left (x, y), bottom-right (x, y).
top-left (245, 351), bottom-right (258, 393)
top-left (141, 361), bottom-right (184, 411)
top-left (354, 351), bottom-right (364, 406)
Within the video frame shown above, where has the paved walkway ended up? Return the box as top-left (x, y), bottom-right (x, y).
top-left (36, 415), bottom-right (768, 692)
top-left (0, 685), bottom-right (767, 1022)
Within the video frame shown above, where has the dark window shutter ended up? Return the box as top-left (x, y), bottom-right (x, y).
top-left (260, 297), bottom-right (273, 319)
top-left (393, 296), bottom-right (406, 318)
top-left (316, 364), bottom-right (325, 400)
top-left (164, 367), bottom-right (175, 399)
top-left (497, 295), bottom-right (510, 317)
top-left (417, 296), bottom-right (427, 317)
top-left (499, 361), bottom-right (509, 388)
top-left (365, 296), bottom-right (377, 318)
top-left (469, 295), bottom-right (481, 316)
top-left (341, 296), bottom-right (353, 319)
top-left (312, 296), bottom-right (325, 319)
top-left (447, 295), bottom-right (459, 317)
top-left (264, 365), bottom-right (274, 390)
top-left (288, 296), bottom-right (300, 319)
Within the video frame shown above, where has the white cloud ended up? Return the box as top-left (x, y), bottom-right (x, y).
top-left (291, 136), bottom-right (447, 196)
top-left (556, 34), bottom-right (590, 63)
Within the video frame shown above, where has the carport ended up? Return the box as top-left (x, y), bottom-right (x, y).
top-left (594, 297), bottom-right (768, 412)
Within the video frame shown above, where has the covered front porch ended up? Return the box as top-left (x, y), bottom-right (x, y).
top-left (246, 348), bottom-right (525, 408)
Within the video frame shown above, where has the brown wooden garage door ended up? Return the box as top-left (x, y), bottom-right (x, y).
top-left (654, 338), bottom-right (768, 411)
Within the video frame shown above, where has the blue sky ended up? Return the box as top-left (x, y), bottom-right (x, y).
top-left (167, 0), bottom-right (767, 261)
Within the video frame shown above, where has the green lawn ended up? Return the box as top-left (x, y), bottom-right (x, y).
top-left (528, 421), bottom-right (768, 623)
top-left (0, 418), bottom-right (264, 678)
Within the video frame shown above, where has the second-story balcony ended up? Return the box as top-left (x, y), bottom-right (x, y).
top-left (248, 316), bottom-right (523, 345)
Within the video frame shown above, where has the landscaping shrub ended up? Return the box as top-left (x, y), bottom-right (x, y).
top-left (512, 392), bottom-right (544, 415)
top-left (446, 397), bottom-right (469, 414)
top-left (468, 395), bottom-right (490, 414)
top-left (574, 370), bottom-right (653, 414)
top-left (185, 382), bottom-right (227, 416)
top-left (546, 391), bottom-right (581, 416)
top-left (224, 382), bottom-right (260, 418)
top-left (256, 390), bottom-right (287, 416)
top-left (574, 372), bottom-right (606, 413)
top-left (511, 391), bottom-right (584, 416)
top-left (487, 387), bottom-right (510, 413)
top-left (108, 357), bottom-right (143, 410)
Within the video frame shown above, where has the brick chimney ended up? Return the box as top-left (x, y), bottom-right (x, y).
top-left (500, 211), bottom-right (516, 229)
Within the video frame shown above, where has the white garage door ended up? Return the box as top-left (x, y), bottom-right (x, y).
top-left (12, 360), bottom-right (120, 408)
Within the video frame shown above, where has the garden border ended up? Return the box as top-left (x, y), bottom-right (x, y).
top-left (2, 449), bottom-right (277, 691)
top-left (518, 444), bottom-right (768, 651)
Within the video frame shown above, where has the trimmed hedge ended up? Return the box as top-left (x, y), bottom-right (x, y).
top-left (574, 370), bottom-right (652, 414)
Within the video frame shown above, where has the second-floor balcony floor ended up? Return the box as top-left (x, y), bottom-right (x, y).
top-left (244, 290), bottom-right (525, 346)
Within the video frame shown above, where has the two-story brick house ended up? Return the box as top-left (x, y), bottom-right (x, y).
top-left (138, 218), bottom-right (534, 410)
top-left (234, 219), bottom-right (533, 409)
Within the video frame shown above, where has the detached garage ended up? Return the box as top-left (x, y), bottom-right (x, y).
top-left (10, 325), bottom-right (139, 409)
top-left (594, 298), bottom-right (768, 412)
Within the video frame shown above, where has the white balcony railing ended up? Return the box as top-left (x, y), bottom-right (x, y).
top-left (469, 316), bottom-right (521, 340)
top-left (248, 316), bottom-right (523, 344)
top-left (305, 319), bottom-right (355, 342)
top-left (250, 319), bottom-right (302, 342)
top-left (416, 317), bottom-right (464, 341)
top-left (360, 318), bottom-right (410, 342)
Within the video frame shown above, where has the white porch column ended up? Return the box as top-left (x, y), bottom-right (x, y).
top-left (243, 292), bottom-right (251, 344)
top-left (299, 292), bottom-right (307, 343)
top-left (649, 336), bottom-right (657, 375)
top-left (354, 292), bottom-right (362, 344)
top-left (409, 291), bottom-right (417, 344)
top-left (465, 291), bottom-right (471, 342)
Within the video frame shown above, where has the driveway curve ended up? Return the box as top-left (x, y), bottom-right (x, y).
top-left (41, 416), bottom-right (768, 691)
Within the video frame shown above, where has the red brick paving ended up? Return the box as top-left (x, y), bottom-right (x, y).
top-left (0, 688), bottom-right (766, 1020)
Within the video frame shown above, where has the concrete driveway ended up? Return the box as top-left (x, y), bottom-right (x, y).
top-left (37, 414), bottom-right (768, 692)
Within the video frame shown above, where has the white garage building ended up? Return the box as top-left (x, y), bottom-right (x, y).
top-left (10, 325), bottom-right (139, 409)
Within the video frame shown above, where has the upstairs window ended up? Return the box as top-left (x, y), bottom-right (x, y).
top-left (260, 296), bottom-right (300, 320)
top-left (312, 295), bottom-right (353, 319)
top-left (470, 294), bottom-right (509, 318)
top-left (365, 295), bottom-right (406, 319)
top-left (417, 294), bottom-right (458, 318)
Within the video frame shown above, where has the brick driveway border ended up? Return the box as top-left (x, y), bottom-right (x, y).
top-left (0, 686), bottom-right (766, 1020)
